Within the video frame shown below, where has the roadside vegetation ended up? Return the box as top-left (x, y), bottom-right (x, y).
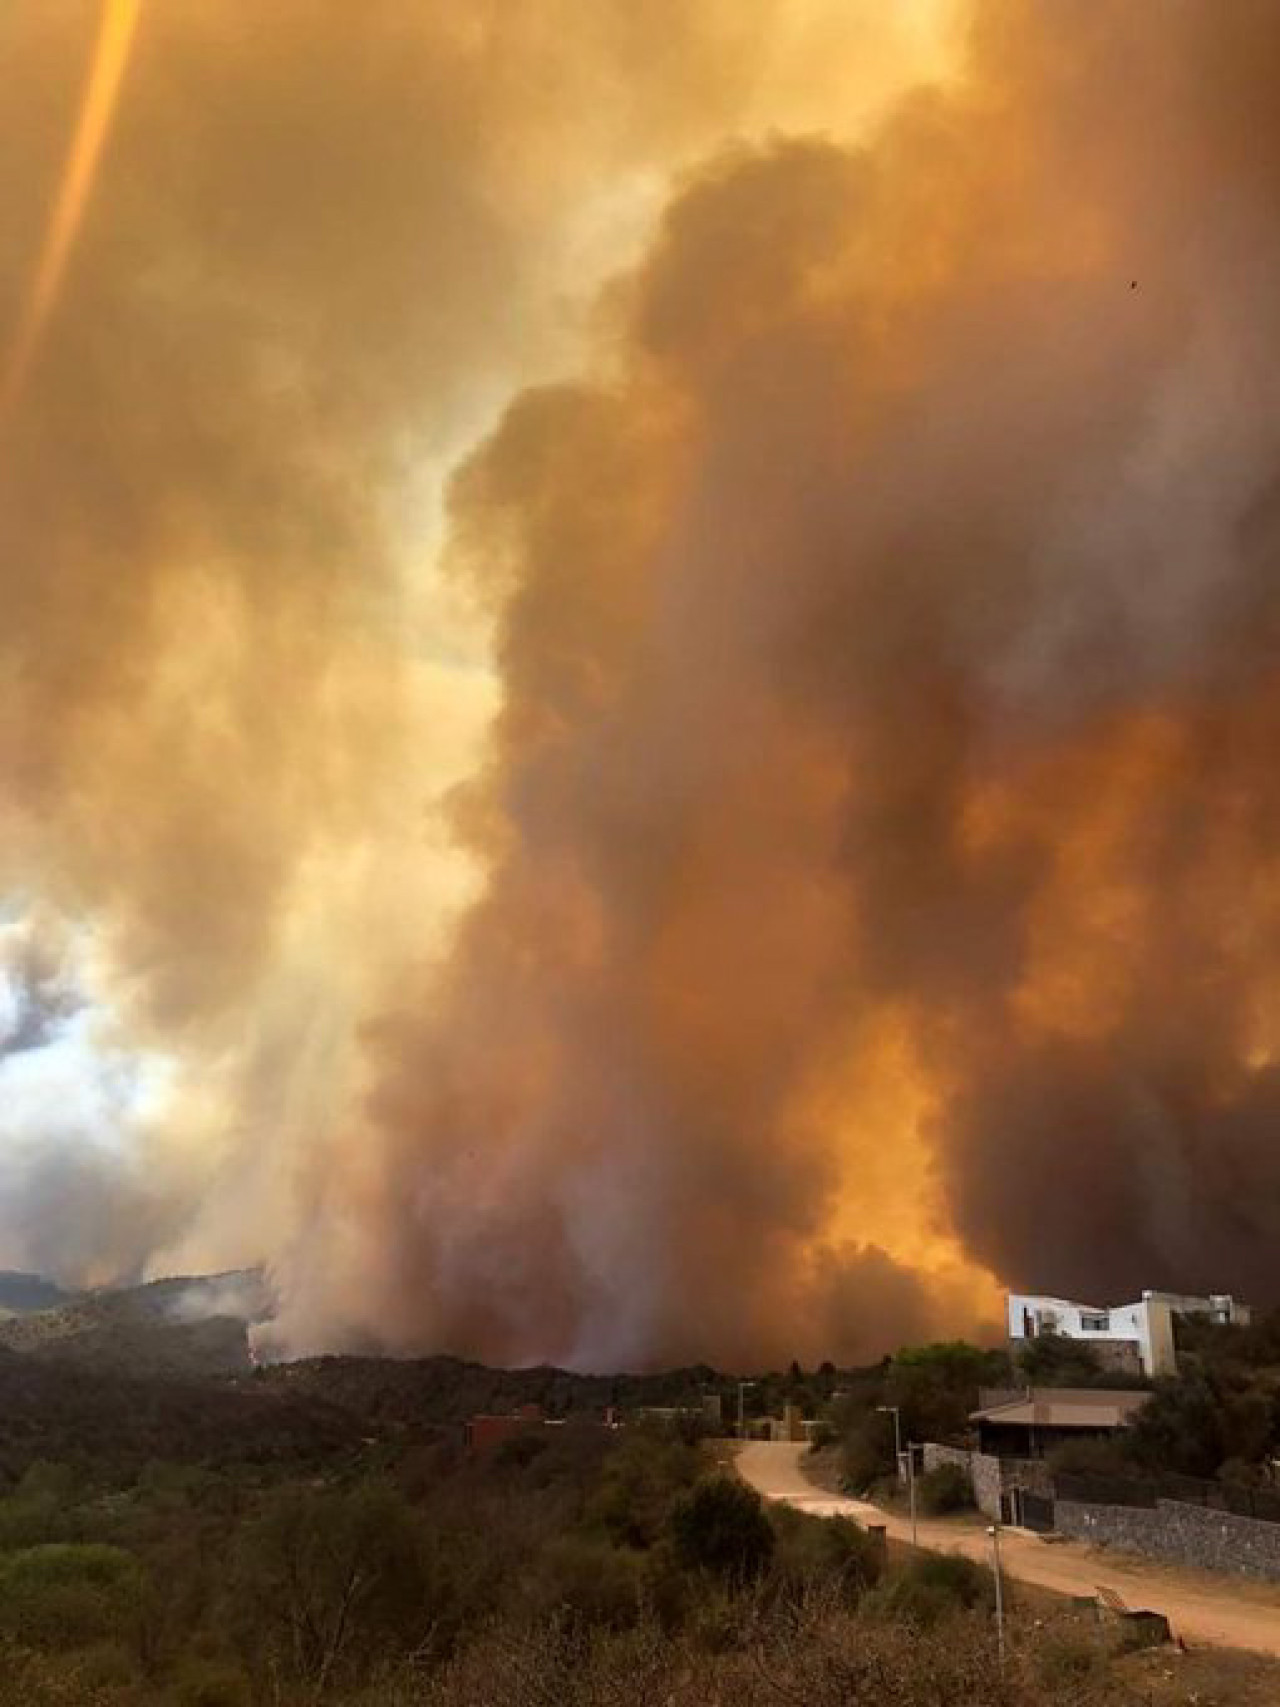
top-left (0, 1421), bottom-right (1266, 1705)
top-left (2, 1310), bottom-right (1280, 1700)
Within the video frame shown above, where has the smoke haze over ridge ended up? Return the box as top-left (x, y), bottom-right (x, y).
top-left (3, 0), bottom-right (1280, 1367)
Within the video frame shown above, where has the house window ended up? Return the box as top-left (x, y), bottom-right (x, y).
top-left (1080, 1312), bottom-right (1110, 1333)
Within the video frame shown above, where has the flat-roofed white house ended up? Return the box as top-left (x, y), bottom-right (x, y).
top-left (1007, 1290), bottom-right (1250, 1378)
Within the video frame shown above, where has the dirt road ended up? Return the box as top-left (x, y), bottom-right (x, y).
top-left (737, 1440), bottom-right (1280, 1658)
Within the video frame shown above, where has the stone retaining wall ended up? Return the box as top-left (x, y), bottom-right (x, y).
top-left (921, 1443), bottom-right (1000, 1517)
top-left (1056, 1498), bottom-right (1280, 1583)
top-left (920, 1444), bottom-right (1052, 1520)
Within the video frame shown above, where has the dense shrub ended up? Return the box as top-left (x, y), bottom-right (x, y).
top-left (0, 1422), bottom-right (1217, 1706)
top-left (768, 1505), bottom-right (882, 1599)
top-left (587, 1431), bottom-right (702, 1549)
top-left (918, 1461), bottom-right (974, 1515)
top-left (1016, 1334), bottom-right (1108, 1386)
top-left (863, 1550), bottom-right (995, 1627)
top-left (1125, 1375), bottom-right (1224, 1477)
top-left (0, 1544), bottom-right (143, 1651)
top-left (529, 1534), bottom-right (644, 1629)
top-left (407, 1601), bottom-right (1142, 1707)
top-left (669, 1477), bottom-right (775, 1583)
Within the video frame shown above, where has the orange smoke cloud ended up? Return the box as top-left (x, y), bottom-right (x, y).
top-left (325, 0), bottom-right (1280, 1368)
top-left (5, 0), bottom-right (1280, 1372)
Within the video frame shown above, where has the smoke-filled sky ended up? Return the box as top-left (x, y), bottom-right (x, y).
top-left (3, 0), bottom-right (1280, 1370)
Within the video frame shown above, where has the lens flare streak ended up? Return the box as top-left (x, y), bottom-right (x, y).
top-left (0, 0), bottom-right (143, 431)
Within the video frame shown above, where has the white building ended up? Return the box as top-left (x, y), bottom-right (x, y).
top-left (1007, 1290), bottom-right (1251, 1378)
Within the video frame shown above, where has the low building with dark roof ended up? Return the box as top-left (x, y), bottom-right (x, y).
top-left (971, 1386), bottom-right (1149, 1459)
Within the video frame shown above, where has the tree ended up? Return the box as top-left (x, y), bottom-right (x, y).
top-left (1126, 1376), bottom-right (1224, 1478)
top-left (887, 1341), bottom-right (1012, 1442)
top-left (1017, 1334), bottom-right (1107, 1387)
top-left (838, 1413), bottom-right (895, 1494)
top-left (230, 1479), bottom-right (427, 1697)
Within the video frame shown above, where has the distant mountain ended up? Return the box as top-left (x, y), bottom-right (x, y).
top-left (0, 1271), bottom-right (80, 1315)
top-left (109, 1268), bottom-right (276, 1326)
top-left (259, 1353), bottom-right (736, 1428)
top-left (0, 1347), bottom-right (365, 1481)
top-left (0, 1267), bottom-right (273, 1379)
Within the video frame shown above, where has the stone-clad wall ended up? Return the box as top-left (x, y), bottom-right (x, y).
top-left (1056, 1499), bottom-right (1280, 1583)
top-left (922, 1443), bottom-right (999, 1516)
top-left (921, 1444), bottom-right (1052, 1520)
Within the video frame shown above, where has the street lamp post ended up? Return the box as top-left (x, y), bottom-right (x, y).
top-left (737, 1380), bottom-right (756, 1440)
top-left (875, 1403), bottom-right (903, 1478)
top-left (987, 1523), bottom-right (1005, 1665)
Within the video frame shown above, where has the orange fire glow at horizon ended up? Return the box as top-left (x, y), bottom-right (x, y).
top-left (0, 0), bottom-right (143, 433)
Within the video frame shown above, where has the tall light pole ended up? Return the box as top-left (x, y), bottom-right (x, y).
top-left (987, 1523), bottom-right (1005, 1665)
top-left (738, 1380), bottom-right (756, 1440)
top-left (876, 1403), bottom-right (903, 1478)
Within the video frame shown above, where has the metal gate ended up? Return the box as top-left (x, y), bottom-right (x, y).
top-left (1012, 1489), bottom-right (1055, 1533)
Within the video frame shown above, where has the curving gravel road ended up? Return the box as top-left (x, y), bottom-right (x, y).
top-left (736, 1440), bottom-right (1280, 1658)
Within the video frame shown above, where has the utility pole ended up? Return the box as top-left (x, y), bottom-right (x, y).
top-left (988, 1523), bottom-right (1005, 1665)
top-left (907, 1441), bottom-right (919, 1547)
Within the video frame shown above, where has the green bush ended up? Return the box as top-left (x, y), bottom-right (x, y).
top-left (0, 1493), bottom-right (69, 1552)
top-left (15, 1463), bottom-right (80, 1504)
top-left (918, 1462), bottom-right (973, 1515)
top-left (587, 1432), bottom-right (702, 1549)
top-left (839, 1420), bottom-right (893, 1494)
top-left (864, 1550), bottom-right (994, 1627)
top-left (768, 1505), bottom-right (883, 1598)
top-left (1017, 1334), bottom-right (1105, 1387)
top-left (668, 1477), bottom-right (775, 1583)
top-left (530, 1535), bottom-right (643, 1629)
top-left (0, 1544), bottom-right (143, 1651)
top-left (0, 1461), bottom-right (82, 1553)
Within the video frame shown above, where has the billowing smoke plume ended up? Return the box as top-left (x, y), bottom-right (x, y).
top-left (330, 0), bottom-right (1280, 1367)
top-left (5, 1), bottom-right (1280, 1366)
top-left (0, 0), bottom-right (934, 1311)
